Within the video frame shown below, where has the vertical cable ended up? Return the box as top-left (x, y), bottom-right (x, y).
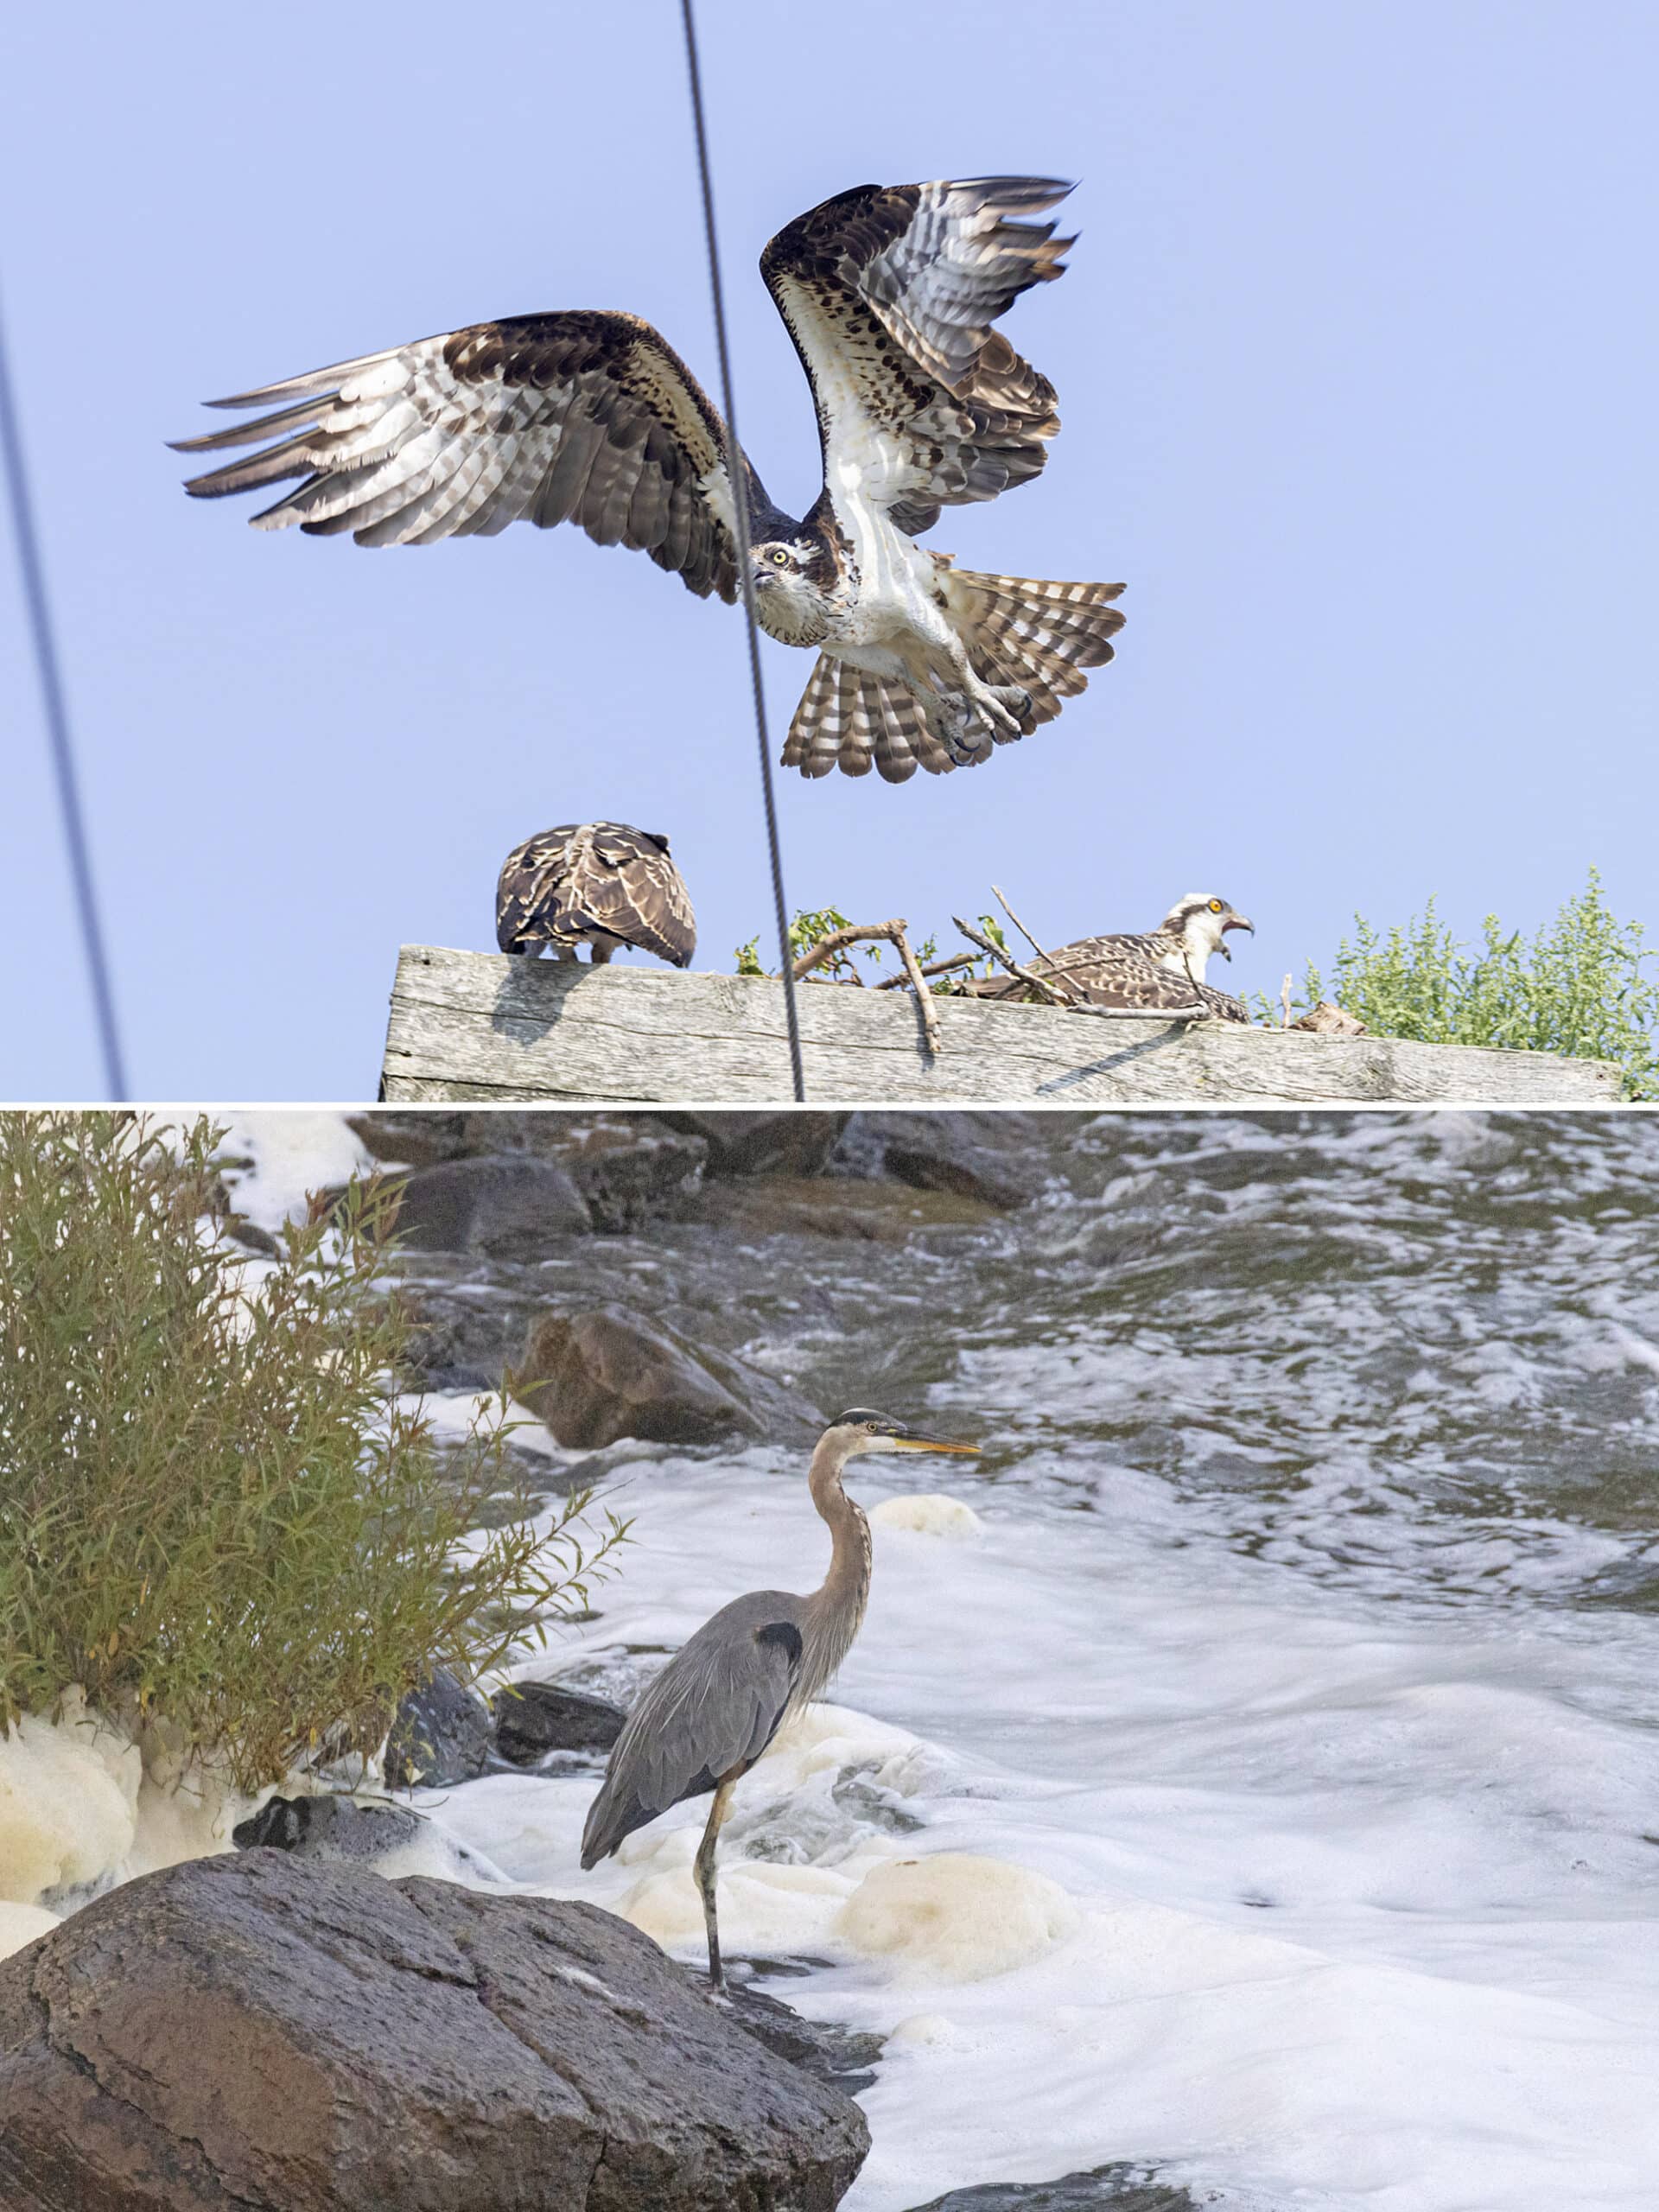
top-left (678, 0), bottom-right (807, 1102)
top-left (0, 289), bottom-right (129, 1099)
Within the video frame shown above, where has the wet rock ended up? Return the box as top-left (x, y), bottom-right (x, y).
top-left (385, 1668), bottom-right (493, 1788)
top-left (715, 1970), bottom-right (886, 2095)
top-left (491, 1680), bottom-right (626, 1764)
top-left (346, 1109), bottom-right (476, 1167)
top-left (352, 1115), bottom-right (707, 1234)
top-left (657, 1110), bottom-right (851, 1178)
top-left (512, 1305), bottom-right (823, 1449)
top-left (219, 1211), bottom-right (282, 1256)
top-left (0, 1850), bottom-right (868, 2211)
top-left (395, 1269), bottom-right (531, 1392)
top-left (902, 2167), bottom-right (1205, 2210)
top-left (693, 1174), bottom-right (1000, 1243)
top-left (561, 1126), bottom-right (708, 1231)
top-left (837, 1112), bottom-right (1049, 1210)
top-left (232, 1794), bottom-right (423, 1862)
top-left (384, 1155), bottom-right (593, 1257)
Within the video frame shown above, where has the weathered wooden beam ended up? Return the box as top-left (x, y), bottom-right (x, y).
top-left (379, 948), bottom-right (1626, 1105)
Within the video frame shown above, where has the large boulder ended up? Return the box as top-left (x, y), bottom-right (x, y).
top-left (0, 1850), bottom-right (869, 2211)
top-left (512, 1306), bottom-right (823, 1449)
top-left (655, 1112), bottom-right (850, 1179)
top-left (383, 1156), bottom-right (592, 1258)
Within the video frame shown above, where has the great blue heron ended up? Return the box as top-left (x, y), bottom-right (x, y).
top-left (580, 1410), bottom-right (981, 1988)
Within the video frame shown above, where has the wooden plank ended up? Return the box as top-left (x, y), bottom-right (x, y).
top-left (379, 949), bottom-right (1627, 1106)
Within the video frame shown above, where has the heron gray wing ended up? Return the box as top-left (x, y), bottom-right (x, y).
top-left (172, 312), bottom-right (749, 597)
top-left (581, 1592), bottom-right (804, 1866)
top-left (761, 177), bottom-right (1072, 536)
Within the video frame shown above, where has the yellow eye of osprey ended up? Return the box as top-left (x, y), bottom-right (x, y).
top-left (1209, 899), bottom-right (1223, 912)
top-left (769, 548), bottom-right (791, 566)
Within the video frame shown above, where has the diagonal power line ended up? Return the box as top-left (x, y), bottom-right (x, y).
top-left (0, 285), bottom-right (129, 1099)
top-left (678, 0), bottom-right (807, 1103)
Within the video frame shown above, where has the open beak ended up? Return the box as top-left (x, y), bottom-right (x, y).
top-left (1218, 913), bottom-right (1255, 962)
top-left (886, 1434), bottom-right (982, 1457)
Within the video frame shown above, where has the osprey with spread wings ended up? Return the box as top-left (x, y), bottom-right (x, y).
top-left (174, 177), bottom-right (1122, 784)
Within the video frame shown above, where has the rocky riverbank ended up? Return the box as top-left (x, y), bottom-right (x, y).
top-left (314, 1109), bottom-right (1065, 1455)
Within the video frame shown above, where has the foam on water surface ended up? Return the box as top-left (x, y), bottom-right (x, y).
top-left (428, 1423), bottom-right (1659, 2210)
top-left (25, 1110), bottom-right (1659, 2209)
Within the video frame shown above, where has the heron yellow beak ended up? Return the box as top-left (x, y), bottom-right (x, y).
top-left (885, 1433), bottom-right (981, 1456)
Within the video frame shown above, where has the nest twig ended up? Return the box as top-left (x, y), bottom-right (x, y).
top-left (791, 917), bottom-right (942, 1057)
top-left (991, 884), bottom-right (1049, 962)
top-left (951, 916), bottom-right (1075, 1007)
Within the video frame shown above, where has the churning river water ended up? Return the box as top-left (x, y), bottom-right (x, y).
top-left (245, 1109), bottom-right (1659, 2210)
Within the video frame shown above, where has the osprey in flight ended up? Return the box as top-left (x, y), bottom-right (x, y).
top-left (496, 821), bottom-right (695, 967)
top-left (977, 893), bottom-right (1255, 1020)
top-left (174, 177), bottom-right (1123, 784)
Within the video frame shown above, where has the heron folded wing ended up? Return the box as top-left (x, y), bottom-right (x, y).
top-left (172, 312), bottom-right (751, 599)
top-left (761, 176), bottom-right (1072, 534)
top-left (580, 1595), bottom-right (802, 1866)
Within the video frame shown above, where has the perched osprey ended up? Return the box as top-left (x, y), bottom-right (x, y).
top-left (978, 893), bottom-right (1255, 1020)
top-left (173, 177), bottom-right (1123, 785)
top-left (495, 822), bottom-right (695, 968)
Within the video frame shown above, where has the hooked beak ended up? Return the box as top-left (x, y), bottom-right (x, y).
top-left (883, 1433), bottom-right (982, 1457)
top-left (1218, 913), bottom-right (1255, 962)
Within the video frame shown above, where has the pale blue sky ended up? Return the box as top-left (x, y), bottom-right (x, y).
top-left (2, 2), bottom-right (1655, 1098)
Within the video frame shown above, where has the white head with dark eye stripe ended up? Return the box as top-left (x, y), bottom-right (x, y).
top-left (1158, 893), bottom-right (1255, 976)
top-left (823, 1409), bottom-right (982, 1463)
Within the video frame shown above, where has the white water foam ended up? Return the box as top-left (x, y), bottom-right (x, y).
top-left (420, 1443), bottom-right (1659, 2211)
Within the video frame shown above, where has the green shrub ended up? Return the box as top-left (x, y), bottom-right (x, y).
top-left (1255, 872), bottom-right (1659, 1097)
top-left (0, 1114), bottom-right (626, 1789)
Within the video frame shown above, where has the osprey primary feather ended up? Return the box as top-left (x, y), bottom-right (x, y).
top-left (173, 176), bottom-right (1123, 784)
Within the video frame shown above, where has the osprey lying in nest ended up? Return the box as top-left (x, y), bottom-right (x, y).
top-left (970, 893), bottom-right (1254, 1020)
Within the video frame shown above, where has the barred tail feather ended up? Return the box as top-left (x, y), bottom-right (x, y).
top-left (781, 654), bottom-right (955, 784)
top-left (942, 569), bottom-right (1125, 725)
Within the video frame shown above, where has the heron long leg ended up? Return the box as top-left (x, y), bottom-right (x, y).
top-left (695, 1775), bottom-right (739, 1991)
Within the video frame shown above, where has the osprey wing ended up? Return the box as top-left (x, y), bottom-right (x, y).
top-left (496, 822), bottom-right (696, 967)
top-left (173, 313), bottom-right (750, 599)
top-left (762, 177), bottom-right (1073, 536)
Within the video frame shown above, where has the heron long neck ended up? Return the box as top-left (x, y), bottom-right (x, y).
top-left (798, 1441), bottom-right (874, 1707)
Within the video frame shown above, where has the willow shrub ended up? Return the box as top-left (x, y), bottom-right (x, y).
top-left (1259, 873), bottom-right (1659, 1098)
top-left (0, 1113), bottom-right (626, 1789)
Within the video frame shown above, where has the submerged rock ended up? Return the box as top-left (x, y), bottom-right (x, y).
top-left (902, 2169), bottom-right (1205, 2210)
top-left (692, 1174), bottom-right (1000, 1243)
top-left (714, 1969), bottom-right (886, 2095)
top-left (512, 1305), bottom-right (822, 1449)
top-left (490, 1680), bottom-right (626, 1764)
top-left (836, 1112), bottom-right (1050, 1210)
top-left (656, 1109), bottom-right (851, 1178)
top-left (385, 1667), bottom-right (493, 1788)
top-left (0, 1850), bottom-right (870, 2210)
